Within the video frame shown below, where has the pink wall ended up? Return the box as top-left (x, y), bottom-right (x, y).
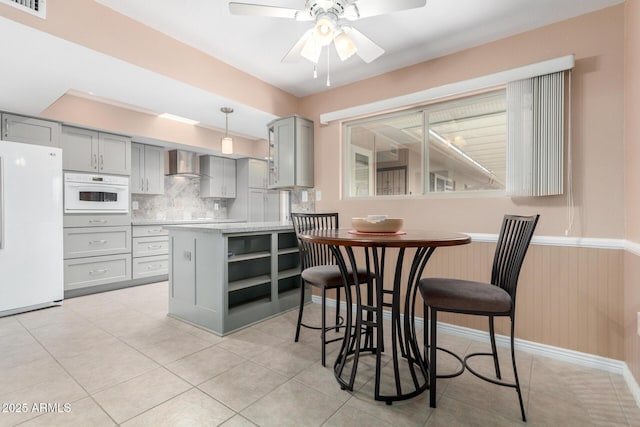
top-left (42, 95), bottom-right (267, 157)
top-left (624, 0), bottom-right (640, 385)
top-left (299, 6), bottom-right (625, 238)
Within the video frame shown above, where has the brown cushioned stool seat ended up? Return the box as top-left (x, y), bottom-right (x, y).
top-left (420, 278), bottom-right (512, 314)
top-left (301, 265), bottom-right (369, 289)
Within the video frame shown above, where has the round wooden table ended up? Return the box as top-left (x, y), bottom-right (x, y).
top-left (299, 229), bottom-right (471, 404)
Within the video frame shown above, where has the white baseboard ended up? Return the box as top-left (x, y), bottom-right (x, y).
top-left (311, 295), bottom-right (640, 408)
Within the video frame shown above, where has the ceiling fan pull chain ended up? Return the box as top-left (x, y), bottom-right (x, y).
top-left (326, 47), bottom-right (331, 87)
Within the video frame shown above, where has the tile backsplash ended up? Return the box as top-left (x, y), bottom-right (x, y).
top-left (131, 175), bottom-right (316, 222)
top-left (132, 176), bottom-right (227, 221)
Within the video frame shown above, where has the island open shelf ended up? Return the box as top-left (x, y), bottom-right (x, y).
top-left (165, 222), bottom-right (304, 335)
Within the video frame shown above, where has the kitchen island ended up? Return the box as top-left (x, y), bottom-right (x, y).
top-left (165, 222), bottom-right (304, 335)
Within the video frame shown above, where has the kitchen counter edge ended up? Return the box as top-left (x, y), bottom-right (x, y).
top-left (132, 219), bottom-right (245, 226)
top-left (163, 221), bottom-right (294, 234)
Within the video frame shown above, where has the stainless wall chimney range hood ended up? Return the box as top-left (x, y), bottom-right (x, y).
top-left (166, 150), bottom-right (200, 177)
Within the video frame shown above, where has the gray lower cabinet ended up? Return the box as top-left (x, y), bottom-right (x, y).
top-left (1, 113), bottom-right (60, 147)
top-left (63, 226), bottom-right (131, 259)
top-left (132, 225), bottom-right (169, 279)
top-left (64, 254), bottom-right (131, 291)
top-left (168, 227), bottom-right (302, 335)
top-left (63, 214), bottom-right (132, 291)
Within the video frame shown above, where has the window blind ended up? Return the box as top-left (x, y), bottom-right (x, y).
top-left (506, 71), bottom-right (564, 196)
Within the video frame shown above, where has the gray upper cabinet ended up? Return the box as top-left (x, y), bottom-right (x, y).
top-left (200, 155), bottom-right (236, 198)
top-left (229, 158), bottom-right (279, 222)
top-left (61, 125), bottom-right (131, 175)
top-left (267, 115), bottom-right (314, 189)
top-left (1, 113), bottom-right (61, 147)
top-left (247, 158), bottom-right (268, 189)
top-left (131, 142), bottom-right (164, 194)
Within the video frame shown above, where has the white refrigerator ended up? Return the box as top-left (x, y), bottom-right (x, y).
top-left (0, 140), bottom-right (63, 315)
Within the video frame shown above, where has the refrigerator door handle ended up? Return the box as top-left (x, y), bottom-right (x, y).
top-left (0, 155), bottom-right (4, 249)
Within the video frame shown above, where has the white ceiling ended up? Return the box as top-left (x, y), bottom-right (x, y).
top-left (0, 0), bottom-right (623, 145)
top-left (96, 0), bottom-right (623, 97)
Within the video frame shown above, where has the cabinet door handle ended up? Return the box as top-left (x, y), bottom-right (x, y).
top-left (146, 178), bottom-right (149, 192)
top-left (148, 228), bottom-right (163, 233)
top-left (89, 240), bottom-right (107, 245)
top-left (141, 178), bottom-right (144, 192)
top-left (3, 118), bottom-right (8, 138)
top-left (93, 154), bottom-right (98, 170)
top-left (89, 219), bottom-right (108, 224)
top-left (89, 268), bottom-right (108, 276)
top-left (147, 244), bottom-right (162, 249)
top-left (146, 264), bottom-right (162, 270)
top-left (99, 154), bottom-right (104, 170)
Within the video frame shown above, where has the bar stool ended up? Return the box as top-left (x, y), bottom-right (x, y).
top-left (419, 214), bottom-right (539, 422)
top-left (291, 212), bottom-right (370, 366)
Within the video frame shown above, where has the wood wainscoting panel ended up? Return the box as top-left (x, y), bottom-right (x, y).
top-left (624, 251), bottom-right (640, 384)
top-left (318, 242), bottom-right (625, 361)
top-left (427, 243), bottom-right (624, 360)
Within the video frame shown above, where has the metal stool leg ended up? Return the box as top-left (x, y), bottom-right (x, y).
top-left (335, 286), bottom-right (341, 332)
top-left (489, 316), bottom-right (501, 379)
top-left (295, 279), bottom-right (306, 342)
top-left (321, 287), bottom-right (327, 366)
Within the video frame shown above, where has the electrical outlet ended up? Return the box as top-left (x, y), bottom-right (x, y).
top-left (301, 191), bottom-right (308, 202)
top-left (214, 202), bottom-right (219, 211)
top-left (316, 190), bottom-right (322, 201)
top-left (132, 201), bottom-right (139, 210)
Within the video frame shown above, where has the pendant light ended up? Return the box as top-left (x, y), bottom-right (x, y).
top-left (221, 107), bottom-right (234, 154)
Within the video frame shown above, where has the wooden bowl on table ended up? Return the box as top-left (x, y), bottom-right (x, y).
top-left (351, 217), bottom-right (404, 233)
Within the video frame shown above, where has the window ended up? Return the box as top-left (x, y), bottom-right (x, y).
top-left (344, 89), bottom-right (507, 197)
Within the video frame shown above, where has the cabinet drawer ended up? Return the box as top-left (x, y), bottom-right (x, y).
top-left (64, 254), bottom-right (131, 290)
top-left (64, 214), bottom-right (131, 228)
top-left (133, 255), bottom-right (168, 279)
top-left (133, 236), bottom-right (169, 257)
top-left (132, 225), bottom-right (169, 237)
top-left (64, 226), bottom-right (131, 259)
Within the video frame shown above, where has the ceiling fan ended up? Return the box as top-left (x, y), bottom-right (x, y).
top-left (229, 0), bottom-right (427, 65)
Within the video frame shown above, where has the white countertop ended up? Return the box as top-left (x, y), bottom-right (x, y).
top-left (132, 218), bottom-right (245, 226)
top-left (163, 221), bottom-right (294, 234)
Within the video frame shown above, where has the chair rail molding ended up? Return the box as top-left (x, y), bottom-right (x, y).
top-left (625, 240), bottom-right (640, 257)
top-left (468, 233), bottom-right (625, 250)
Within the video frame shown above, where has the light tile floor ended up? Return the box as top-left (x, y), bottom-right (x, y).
top-left (0, 282), bottom-right (639, 426)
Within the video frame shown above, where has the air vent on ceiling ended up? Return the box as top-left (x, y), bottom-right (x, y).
top-left (0, 0), bottom-right (46, 18)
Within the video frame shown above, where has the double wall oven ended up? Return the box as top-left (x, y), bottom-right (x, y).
top-left (64, 172), bottom-right (129, 214)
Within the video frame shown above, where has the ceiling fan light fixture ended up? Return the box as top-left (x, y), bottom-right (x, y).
top-left (334, 31), bottom-right (357, 61)
top-left (314, 12), bottom-right (336, 46)
top-left (301, 34), bottom-right (322, 63)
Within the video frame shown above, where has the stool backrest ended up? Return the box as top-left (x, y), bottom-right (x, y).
top-left (491, 214), bottom-right (540, 310)
top-left (291, 213), bottom-right (339, 270)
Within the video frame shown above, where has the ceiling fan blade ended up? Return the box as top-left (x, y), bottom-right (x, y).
top-left (342, 26), bottom-right (384, 63)
top-left (228, 2), bottom-right (312, 21)
top-left (281, 29), bottom-right (315, 63)
top-left (346, 0), bottom-right (427, 20)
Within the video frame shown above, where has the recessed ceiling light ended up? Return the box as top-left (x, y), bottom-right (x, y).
top-left (159, 113), bottom-right (199, 125)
